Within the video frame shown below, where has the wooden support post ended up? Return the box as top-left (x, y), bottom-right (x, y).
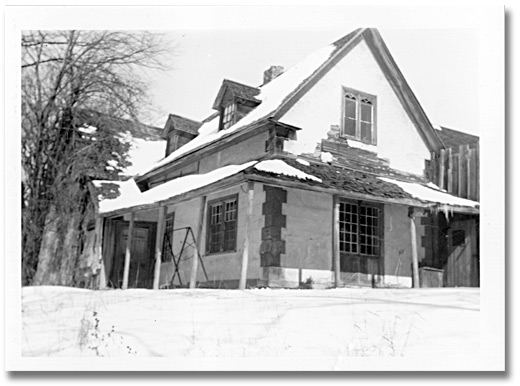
top-left (153, 206), bottom-right (167, 290)
top-left (95, 217), bottom-right (107, 289)
top-left (190, 196), bottom-right (207, 289)
top-left (409, 207), bottom-right (420, 288)
top-left (122, 212), bottom-right (135, 290)
top-left (239, 181), bottom-right (255, 290)
top-left (333, 196), bottom-right (341, 288)
top-left (439, 149), bottom-right (445, 190)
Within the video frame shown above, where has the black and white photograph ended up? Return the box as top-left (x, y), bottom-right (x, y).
top-left (4, 3), bottom-right (506, 372)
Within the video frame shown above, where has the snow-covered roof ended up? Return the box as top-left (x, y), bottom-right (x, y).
top-left (378, 177), bottom-right (479, 208)
top-left (95, 157), bottom-right (478, 216)
top-left (94, 162), bottom-right (255, 214)
top-left (136, 40), bottom-right (339, 178)
top-left (117, 132), bottom-right (166, 177)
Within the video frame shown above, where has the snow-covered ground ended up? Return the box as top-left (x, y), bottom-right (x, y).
top-left (19, 286), bottom-right (482, 369)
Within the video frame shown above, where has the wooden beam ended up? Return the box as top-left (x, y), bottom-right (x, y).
top-left (239, 181), bottom-right (255, 290)
top-left (447, 148), bottom-right (453, 194)
top-left (153, 206), bottom-right (167, 290)
top-left (122, 212), bottom-right (135, 290)
top-left (458, 145), bottom-right (464, 197)
top-left (439, 149), bottom-right (445, 190)
top-left (409, 207), bottom-right (420, 288)
top-left (466, 147), bottom-right (476, 200)
top-left (190, 196), bottom-right (207, 289)
top-left (333, 196), bottom-right (341, 288)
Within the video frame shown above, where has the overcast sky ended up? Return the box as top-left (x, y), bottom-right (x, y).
top-left (9, 4), bottom-right (503, 139)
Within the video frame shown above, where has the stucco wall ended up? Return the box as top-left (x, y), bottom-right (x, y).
top-left (158, 182), bottom-right (265, 287)
top-left (198, 130), bottom-right (269, 174)
top-left (383, 205), bottom-right (425, 282)
top-left (280, 39), bottom-right (431, 176)
top-left (282, 188), bottom-right (333, 271)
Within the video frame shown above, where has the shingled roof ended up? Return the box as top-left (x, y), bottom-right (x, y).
top-left (212, 79), bottom-right (261, 110)
top-left (435, 126), bottom-right (479, 149)
top-left (163, 114), bottom-right (202, 137)
top-left (247, 157), bottom-right (413, 200)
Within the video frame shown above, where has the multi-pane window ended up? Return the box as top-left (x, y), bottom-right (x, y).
top-left (222, 103), bottom-right (236, 130)
top-left (162, 213), bottom-right (175, 262)
top-left (339, 201), bottom-right (381, 256)
top-left (207, 195), bottom-right (238, 254)
top-left (342, 87), bottom-right (376, 145)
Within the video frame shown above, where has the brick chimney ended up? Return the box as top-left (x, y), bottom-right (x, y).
top-left (263, 65), bottom-right (284, 85)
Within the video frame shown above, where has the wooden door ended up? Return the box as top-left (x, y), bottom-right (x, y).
top-left (444, 219), bottom-right (479, 287)
top-left (111, 221), bottom-right (157, 289)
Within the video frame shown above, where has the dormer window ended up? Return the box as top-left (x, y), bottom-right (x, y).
top-left (341, 87), bottom-right (377, 145)
top-left (222, 103), bottom-right (236, 130)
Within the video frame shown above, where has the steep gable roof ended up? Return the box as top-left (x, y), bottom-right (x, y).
top-left (163, 113), bottom-right (202, 138)
top-left (434, 125), bottom-right (479, 149)
top-left (137, 28), bottom-right (443, 179)
top-left (212, 79), bottom-right (261, 110)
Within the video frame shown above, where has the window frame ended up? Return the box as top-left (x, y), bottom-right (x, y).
top-left (338, 199), bottom-right (383, 258)
top-left (161, 212), bottom-right (175, 262)
top-left (221, 102), bottom-right (236, 130)
top-left (340, 86), bottom-right (377, 145)
top-left (205, 193), bottom-right (239, 255)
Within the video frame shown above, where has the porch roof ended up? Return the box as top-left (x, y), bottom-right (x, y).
top-left (92, 157), bottom-right (479, 217)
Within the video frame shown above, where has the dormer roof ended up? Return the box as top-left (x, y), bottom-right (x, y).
top-left (162, 113), bottom-right (202, 138)
top-left (212, 79), bottom-right (261, 110)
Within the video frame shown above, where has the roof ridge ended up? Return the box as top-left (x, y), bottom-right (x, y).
top-left (167, 113), bottom-right (202, 125)
top-left (222, 78), bottom-right (259, 90)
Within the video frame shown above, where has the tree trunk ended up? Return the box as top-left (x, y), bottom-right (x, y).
top-left (32, 203), bottom-right (83, 286)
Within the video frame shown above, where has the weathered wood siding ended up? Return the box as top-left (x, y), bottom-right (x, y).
top-left (428, 145), bottom-right (479, 200)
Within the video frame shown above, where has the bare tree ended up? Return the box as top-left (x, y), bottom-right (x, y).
top-left (21, 30), bottom-right (172, 286)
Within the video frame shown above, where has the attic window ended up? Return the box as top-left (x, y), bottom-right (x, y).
top-left (222, 103), bottom-right (236, 130)
top-left (341, 87), bottom-right (377, 145)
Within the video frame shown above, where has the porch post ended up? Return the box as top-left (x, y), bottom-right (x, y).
top-left (408, 207), bottom-right (420, 288)
top-left (190, 196), bottom-right (207, 289)
top-left (239, 181), bottom-right (254, 290)
top-left (333, 196), bottom-right (341, 288)
top-left (122, 212), bottom-right (135, 290)
top-left (153, 206), bottom-right (167, 290)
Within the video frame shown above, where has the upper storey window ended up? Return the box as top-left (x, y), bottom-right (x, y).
top-left (341, 87), bottom-right (377, 145)
top-left (222, 103), bottom-right (236, 130)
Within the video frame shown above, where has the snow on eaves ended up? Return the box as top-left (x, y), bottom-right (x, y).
top-left (136, 44), bottom-right (337, 177)
top-left (95, 159), bottom-right (325, 214)
top-left (254, 159), bottom-right (322, 183)
top-left (95, 161), bottom-right (256, 214)
top-left (378, 177), bottom-right (479, 208)
top-left (117, 132), bottom-right (166, 177)
top-left (92, 180), bottom-right (143, 214)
